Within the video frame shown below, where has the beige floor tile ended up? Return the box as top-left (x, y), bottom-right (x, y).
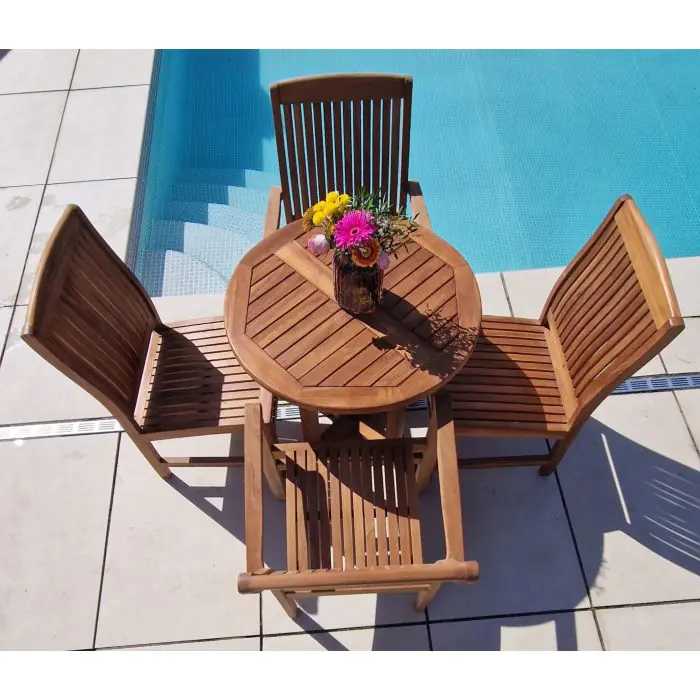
top-left (0, 50), bottom-right (77, 95)
top-left (0, 433), bottom-right (118, 649)
top-left (72, 50), bottom-right (155, 89)
top-left (475, 272), bottom-right (511, 316)
top-left (598, 602), bottom-right (700, 650)
top-left (153, 293), bottom-right (227, 323)
top-left (0, 186), bottom-right (43, 307)
top-left (660, 317), bottom-right (700, 374)
top-left (0, 307), bottom-right (11, 349)
top-left (501, 266), bottom-right (564, 319)
top-left (49, 86), bottom-right (149, 183)
top-left (674, 389), bottom-right (700, 448)
top-left (0, 91), bottom-right (66, 187)
top-left (263, 625), bottom-right (429, 651)
top-left (0, 306), bottom-right (109, 424)
top-left (667, 256), bottom-right (700, 318)
top-left (423, 466), bottom-right (588, 621)
top-left (431, 611), bottom-right (602, 650)
top-left (95, 435), bottom-right (259, 647)
top-left (558, 392), bottom-right (700, 607)
top-left (16, 178), bottom-right (136, 305)
top-left (633, 355), bottom-right (666, 377)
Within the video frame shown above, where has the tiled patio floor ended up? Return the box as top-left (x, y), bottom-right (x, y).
top-left (1, 50), bottom-right (700, 651)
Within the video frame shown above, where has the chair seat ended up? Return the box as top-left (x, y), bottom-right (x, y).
top-left (447, 316), bottom-right (569, 438)
top-left (283, 439), bottom-right (423, 572)
top-left (137, 316), bottom-right (260, 437)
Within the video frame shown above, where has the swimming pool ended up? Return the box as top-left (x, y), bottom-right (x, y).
top-left (133, 50), bottom-right (700, 296)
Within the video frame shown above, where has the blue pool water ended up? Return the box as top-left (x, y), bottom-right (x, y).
top-left (134, 50), bottom-right (700, 296)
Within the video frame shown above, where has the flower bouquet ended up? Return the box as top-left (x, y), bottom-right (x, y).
top-left (303, 189), bottom-right (417, 315)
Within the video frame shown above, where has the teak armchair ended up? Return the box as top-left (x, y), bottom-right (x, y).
top-left (447, 195), bottom-right (684, 475)
top-left (238, 394), bottom-right (479, 616)
top-left (266, 73), bottom-right (432, 236)
top-left (21, 205), bottom-right (274, 479)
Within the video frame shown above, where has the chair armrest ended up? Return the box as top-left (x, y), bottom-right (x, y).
top-left (264, 186), bottom-right (283, 237)
top-left (260, 186), bottom-right (282, 442)
top-left (244, 403), bottom-right (265, 572)
top-left (407, 180), bottom-right (432, 229)
top-left (434, 393), bottom-right (466, 561)
top-left (238, 560), bottom-right (479, 594)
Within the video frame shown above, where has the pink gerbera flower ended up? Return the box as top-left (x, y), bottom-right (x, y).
top-left (333, 209), bottom-right (376, 251)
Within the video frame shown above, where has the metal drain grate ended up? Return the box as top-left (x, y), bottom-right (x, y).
top-left (613, 373), bottom-right (700, 395)
top-left (0, 418), bottom-right (121, 443)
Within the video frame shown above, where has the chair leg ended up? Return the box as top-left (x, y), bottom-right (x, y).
top-left (415, 583), bottom-right (442, 611)
top-left (538, 435), bottom-right (574, 477)
top-left (273, 591), bottom-right (298, 618)
top-left (134, 435), bottom-right (172, 479)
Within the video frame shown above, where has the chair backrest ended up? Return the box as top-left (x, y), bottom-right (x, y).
top-left (22, 204), bottom-right (160, 426)
top-left (270, 73), bottom-right (413, 222)
top-left (541, 195), bottom-right (683, 424)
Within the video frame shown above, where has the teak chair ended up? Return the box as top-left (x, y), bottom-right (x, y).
top-left (267, 73), bottom-right (432, 234)
top-left (238, 394), bottom-right (479, 616)
top-left (447, 195), bottom-right (684, 475)
top-left (22, 205), bottom-right (275, 479)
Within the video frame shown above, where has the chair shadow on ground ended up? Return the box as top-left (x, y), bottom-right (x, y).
top-left (160, 321), bottom-right (700, 650)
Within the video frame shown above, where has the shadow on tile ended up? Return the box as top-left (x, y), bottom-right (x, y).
top-left (558, 411), bottom-right (700, 605)
top-left (430, 611), bottom-right (602, 651)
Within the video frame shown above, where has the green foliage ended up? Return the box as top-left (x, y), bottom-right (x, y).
top-left (350, 187), bottom-right (418, 257)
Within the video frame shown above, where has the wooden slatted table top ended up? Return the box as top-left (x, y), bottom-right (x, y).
top-left (224, 219), bottom-right (482, 414)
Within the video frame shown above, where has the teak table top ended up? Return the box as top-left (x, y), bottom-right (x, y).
top-left (224, 220), bottom-right (482, 415)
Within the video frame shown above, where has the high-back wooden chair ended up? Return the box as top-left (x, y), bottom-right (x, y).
top-left (239, 395), bottom-right (479, 616)
top-left (266, 73), bottom-right (431, 234)
top-left (22, 205), bottom-right (274, 479)
top-left (447, 195), bottom-right (684, 475)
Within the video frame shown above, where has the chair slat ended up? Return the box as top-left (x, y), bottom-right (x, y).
top-left (286, 455), bottom-right (299, 570)
top-left (312, 102), bottom-right (326, 200)
top-left (303, 102), bottom-right (318, 204)
top-left (389, 96), bottom-right (401, 206)
top-left (339, 446), bottom-right (355, 568)
top-left (394, 443), bottom-right (413, 565)
top-left (361, 443), bottom-right (377, 567)
top-left (282, 103), bottom-right (302, 217)
top-left (351, 443), bottom-right (366, 568)
top-left (383, 443), bottom-right (401, 565)
top-left (380, 98), bottom-right (390, 199)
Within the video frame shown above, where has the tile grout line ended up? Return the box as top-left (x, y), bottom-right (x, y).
top-left (0, 175), bottom-right (138, 190)
top-left (91, 431), bottom-right (121, 650)
top-left (550, 442), bottom-right (607, 651)
top-left (0, 83), bottom-right (152, 98)
top-left (0, 52), bottom-right (80, 370)
top-left (499, 272), bottom-right (515, 317)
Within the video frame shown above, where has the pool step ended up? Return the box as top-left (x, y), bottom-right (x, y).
top-left (140, 249), bottom-right (227, 297)
top-left (170, 182), bottom-right (268, 213)
top-left (161, 200), bottom-right (264, 237)
top-left (150, 220), bottom-right (259, 280)
top-left (176, 167), bottom-right (280, 191)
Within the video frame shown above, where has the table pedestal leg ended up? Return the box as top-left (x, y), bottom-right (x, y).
top-left (385, 409), bottom-right (406, 439)
top-left (300, 408), bottom-right (321, 442)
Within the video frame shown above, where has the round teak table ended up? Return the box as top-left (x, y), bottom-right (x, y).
top-left (224, 219), bottom-right (482, 440)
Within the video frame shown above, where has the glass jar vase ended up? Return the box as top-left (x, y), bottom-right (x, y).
top-left (332, 250), bottom-right (384, 315)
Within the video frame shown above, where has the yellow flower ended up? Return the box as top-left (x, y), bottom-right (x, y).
top-left (302, 206), bottom-right (315, 232)
top-left (312, 201), bottom-right (326, 212)
top-left (325, 202), bottom-right (339, 217)
top-left (312, 210), bottom-right (326, 226)
top-left (338, 193), bottom-right (350, 206)
top-left (325, 191), bottom-right (339, 203)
